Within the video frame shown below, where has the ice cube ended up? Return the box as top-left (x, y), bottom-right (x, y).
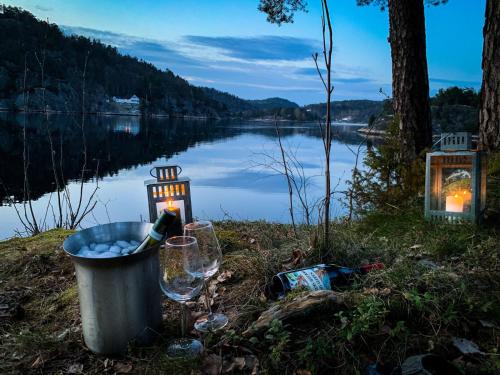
top-left (94, 252), bottom-right (116, 258)
top-left (89, 243), bottom-right (96, 250)
top-left (115, 240), bottom-right (130, 248)
top-left (130, 240), bottom-right (140, 247)
top-left (79, 245), bottom-right (91, 253)
top-left (77, 250), bottom-right (92, 257)
top-left (94, 244), bottom-right (110, 253)
top-left (109, 245), bottom-right (122, 254)
top-left (121, 246), bottom-right (136, 255)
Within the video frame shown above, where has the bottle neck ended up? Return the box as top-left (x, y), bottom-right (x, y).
top-left (151, 210), bottom-right (177, 238)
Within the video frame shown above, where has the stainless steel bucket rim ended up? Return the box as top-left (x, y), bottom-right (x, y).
top-left (63, 221), bottom-right (159, 266)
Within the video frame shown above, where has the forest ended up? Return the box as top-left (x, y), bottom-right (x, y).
top-left (0, 6), bottom-right (482, 126)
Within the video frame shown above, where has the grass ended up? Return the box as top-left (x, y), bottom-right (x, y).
top-left (0, 209), bottom-right (498, 374)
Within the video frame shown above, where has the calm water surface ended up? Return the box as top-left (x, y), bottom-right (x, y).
top-left (0, 114), bottom-right (366, 239)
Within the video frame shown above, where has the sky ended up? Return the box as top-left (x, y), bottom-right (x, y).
top-left (3, 0), bottom-right (486, 105)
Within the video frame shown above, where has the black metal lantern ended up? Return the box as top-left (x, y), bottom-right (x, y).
top-left (144, 166), bottom-right (193, 227)
top-left (424, 133), bottom-right (487, 223)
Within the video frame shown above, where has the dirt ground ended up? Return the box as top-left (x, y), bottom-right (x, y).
top-left (0, 214), bottom-right (498, 374)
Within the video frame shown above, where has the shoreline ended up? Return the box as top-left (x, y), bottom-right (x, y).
top-left (0, 109), bottom-right (369, 125)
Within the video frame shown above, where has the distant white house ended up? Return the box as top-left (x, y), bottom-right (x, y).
top-left (112, 95), bottom-right (140, 105)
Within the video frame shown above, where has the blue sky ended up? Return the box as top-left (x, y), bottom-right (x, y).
top-left (4, 0), bottom-right (485, 105)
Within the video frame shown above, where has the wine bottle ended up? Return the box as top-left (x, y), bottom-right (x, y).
top-left (131, 210), bottom-right (177, 254)
top-left (268, 262), bottom-right (384, 299)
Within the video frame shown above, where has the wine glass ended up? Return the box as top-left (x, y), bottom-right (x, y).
top-left (184, 221), bottom-right (228, 332)
top-left (159, 236), bottom-right (204, 357)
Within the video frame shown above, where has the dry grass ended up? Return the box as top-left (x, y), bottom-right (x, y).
top-left (0, 214), bottom-right (498, 374)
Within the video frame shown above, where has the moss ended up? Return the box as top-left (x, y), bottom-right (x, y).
top-left (216, 229), bottom-right (245, 252)
top-left (0, 216), bottom-right (498, 374)
top-left (57, 285), bottom-right (79, 307)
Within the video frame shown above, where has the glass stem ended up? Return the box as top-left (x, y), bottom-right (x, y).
top-left (181, 302), bottom-right (187, 337)
top-left (203, 278), bottom-right (213, 317)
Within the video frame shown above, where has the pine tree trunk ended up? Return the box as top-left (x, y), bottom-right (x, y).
top-left (388, 0), bottom-right (432, 164)
top-left (479, 0), bottom-right (500, 151)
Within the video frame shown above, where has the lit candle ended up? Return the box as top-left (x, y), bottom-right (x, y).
top-left (462, 190), bottom-right (472, 203)
top-left (166, 201), bottom-right (183, 237)
top-left (445, 194), bottom-right (464, 213)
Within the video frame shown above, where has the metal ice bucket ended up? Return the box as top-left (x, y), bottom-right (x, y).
top-left (63, 222), bottom-right (162, 355)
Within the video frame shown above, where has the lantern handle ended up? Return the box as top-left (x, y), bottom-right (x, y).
top-left (149, 167), bottom-right (157, 179)
top-left (149, 166), bottom-right (183, 179)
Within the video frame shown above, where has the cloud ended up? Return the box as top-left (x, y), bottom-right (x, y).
top-left (61, 26), bottom-right (202, 70)
top-left (296, 67), bottom-right (325, 76)
top-left (430, 77), bottom-right (481, 88)
top-left (184, 35), bottom-right (321, 61)
top-left (58, 26), bottom-right (387, 104)
top-left (334, 77), bottom-right (373, 84)
top-left (35, 5), bottom-right (53, 12)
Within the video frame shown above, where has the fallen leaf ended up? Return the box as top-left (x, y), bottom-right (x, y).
top-left (452, 337), bottom-right (485, 355)
top-left (31, 355), bottom-right (44, 368)
top-left (479, 319), bottom-right (496, 328)
top-left (245, 355), bottom-right (259, 375)
top-left (249, 238), bottom-right (256, 244)
top-left (202, 354), bottom-right (222, 375)
top-left (56, 328), bottom-right (70, 341)
top-left (222, 356), bottom-right (245, 373)
top-left (282, 249), bottom-right (304, 270)
top-left (114, 362), bottom-right (133, 374)
top-left (409, 244), bottom-right (423, 250)
top-left (67, 363), bottom-right (83, 374)
top-left (427, 339), bottom-right (435, 351)
top-left (380, 288), bottom-right (391, 296)
top-left (217, 270), bottom-right (233, 283)
top-left (380, 325), bottom-right (391, 335)
top-left (418, 259), bottom-right (439, 270)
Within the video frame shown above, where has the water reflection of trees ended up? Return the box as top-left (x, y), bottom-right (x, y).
top-left (0, 114), bottom-right (364, 202)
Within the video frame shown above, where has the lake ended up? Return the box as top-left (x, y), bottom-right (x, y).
top-left (0, 114), bottom-right (367, 240)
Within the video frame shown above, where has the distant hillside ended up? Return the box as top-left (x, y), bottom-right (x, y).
top-left (360, 87), bottom-right (480, 134)
top-left (0, 6), bottom-right (235, 117)
top-left (200, 89), bottom-right (300, 114)
top-left (304, 100), bottom-right (384, 123)
top-left (199, 88), bottom-right (255, 113)
top-left (0, 6), bottom-right (313, 120)
top-left (248, 97), bottom-right (299, 110)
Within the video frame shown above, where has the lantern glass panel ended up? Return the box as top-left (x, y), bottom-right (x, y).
top-left (430, 155), bottom-right (473, 213)
top-left (480, 156), bottom-right (487, 212)
top-left (156, 200), bottom-right (186, 223)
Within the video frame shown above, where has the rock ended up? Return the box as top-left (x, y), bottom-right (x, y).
top-left (115, 240), bottom-right (130, 248)
top-left (56, 328), bottom-right (70, 341)
top-left (418, 259), bottom-right (439, 270)
top-left (109, 246), bottom-right (122, 254)
top-left (243, 290), bottom-right (344, 336)
top-left (452, 337), bottom-right (485, 355)
top-left (94, 244), bottom-right (110, 253)
top-left (479, 319), bottom-right (496, 328)
top-left (400, 354), bottom-right (461, 375)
